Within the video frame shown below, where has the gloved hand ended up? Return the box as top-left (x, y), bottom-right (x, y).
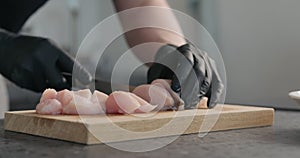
top-left (148, 43), bottom-right (224, 109)
top-left (0, 29), bottom-right (92, 92)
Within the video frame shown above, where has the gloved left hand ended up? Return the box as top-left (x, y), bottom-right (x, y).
top-left (148, 43), bottom-right (224, 109)
top-left (0, 29), bottom-right (92, 92)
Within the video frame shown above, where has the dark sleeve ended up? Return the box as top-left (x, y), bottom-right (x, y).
top-left (0, 0), bottom-right (48, 33)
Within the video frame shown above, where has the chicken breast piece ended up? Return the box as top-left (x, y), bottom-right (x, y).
top-left (134, 79), bottom-right (208, 110)
top-left (152, 79), bottom-right (208, 109)
top-left (106, 91), bottom-right (158, 114)
top-left (133, 79), bottom-right (184, 110)
top-left (91, 90), bottom-right (108, 112)
top-left (60, 89), bottom-right (107, 115)
top-left (106, 91), bottom-right (141, 114)
top-left (132, 84), bottom-right (174, 110)
top-left (40, 88), bottom-right (57, 102)
top-left (196, 97), bottom-right (208, 109)
top-left (129, 93), bottom-right (158, 113)
top-left (36, 99), bottom-right (62, 115)
top-left (56, 89), bottom-right (73, 106)
top-left (152, 79), bottom-right (184, 110)
top-left (62, 94), bottom-right (105, 115)
top-left (73, 89), bottom-right (92, 99)
top-left (38, 89), bottom-right (108, 115)
top-left (36, 81), bottom-right (207, 115)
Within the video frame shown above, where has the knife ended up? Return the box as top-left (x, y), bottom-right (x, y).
top-left (61, 72), bottom-right (136, 93)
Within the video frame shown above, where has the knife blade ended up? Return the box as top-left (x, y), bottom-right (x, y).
top-left (61, 72), bottom-right (136, 92)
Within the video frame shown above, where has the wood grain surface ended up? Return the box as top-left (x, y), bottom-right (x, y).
top-left (4, 104), bottom-right (274, 144)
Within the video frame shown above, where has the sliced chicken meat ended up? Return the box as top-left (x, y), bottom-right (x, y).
top-left (105, 91), bottom-right (157, 114)
top-left (133, 79), bottom-right (208, 109)
top-left (129, 93), bottom-right (158, 113)
top-left (58, 89), bottom-right (107, 115)
top-left (56, 89), bottom-right (73, 105)
top-left (36, 99), bottom-right (62, 115)
top-left (132, 84), bottom-right (174, 110)
top-left (91, 90), bottom-right (109, 112)
top-left (36, 79), bottom-right (208, 115)
top-left (73, 89), bottom-right (92, 99)
top-left (37, 89), bottom-right (107, 115)
top-left (40, 88), bottom-right (57, 102)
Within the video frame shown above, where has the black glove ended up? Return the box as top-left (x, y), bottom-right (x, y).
top-left (148, 43), bottom-right (224, 109)
top-left (0, 29), bottom-right (92, 92)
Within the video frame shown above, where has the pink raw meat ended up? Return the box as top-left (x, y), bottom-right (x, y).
top-left (133, 79), bottom-right (183, 110)
top-left (196, 97), bottom-right (208, 109)
top-left (129, 93), bottom-right (158, 113)
top-left (36, 78), bottom-right (206, 115)
top-left (40, 89), bottom-right (57, 102)
top-left (152, 79), bottom-right (184, 110)
top-left (37, 89), bottom-right (108, 115)
top-left (36, 99), bottom-right (62, 115)
top-left (134, 79), bottom-right (208, 110)
top-left (62, 90), bottom-right (107, 115)
top-left (105, 91), bottom-right (157, 114)
top-left (106, 91), bottom-right (141, 114)
top-left (73, 89), bottom-right (92, 99)
top-left (132, 84), bottom-right (174, 110)
top-left (56, 89), bottom-right (73, 105)
top-left (62, 95), bottom-right (98, 115)
top-left (91, 90), bottom-right (108, 112)
top-left (152, 79), bottom-right (208, 109)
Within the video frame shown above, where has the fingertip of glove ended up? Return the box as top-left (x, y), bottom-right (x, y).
top-left (171, 76), bottom-right (181, 93)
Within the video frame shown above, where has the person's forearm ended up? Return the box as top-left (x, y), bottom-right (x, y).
top-left (112, 0), bottom-right (186, 63)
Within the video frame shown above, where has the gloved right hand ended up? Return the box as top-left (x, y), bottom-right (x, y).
top-left (0, 29), bottom-right (92, 92)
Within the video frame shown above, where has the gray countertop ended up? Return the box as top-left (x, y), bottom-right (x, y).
top-left (1, 110), bottom-right (300, 158)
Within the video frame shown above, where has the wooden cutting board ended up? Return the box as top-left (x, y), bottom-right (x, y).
top-left (4, 104), bottom-right (274, 145)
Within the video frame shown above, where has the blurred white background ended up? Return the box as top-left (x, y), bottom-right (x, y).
top-left (5, 0), bottom-right (300, 113)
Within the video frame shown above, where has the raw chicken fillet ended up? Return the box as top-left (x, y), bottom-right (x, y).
top-left (36, 80), bottom-right (208, 115)
top-left (36, 89), bottom-right (108, 115)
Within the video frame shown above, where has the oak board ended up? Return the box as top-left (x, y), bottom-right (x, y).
top-left (4, 104), bottom-right (274, 144)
